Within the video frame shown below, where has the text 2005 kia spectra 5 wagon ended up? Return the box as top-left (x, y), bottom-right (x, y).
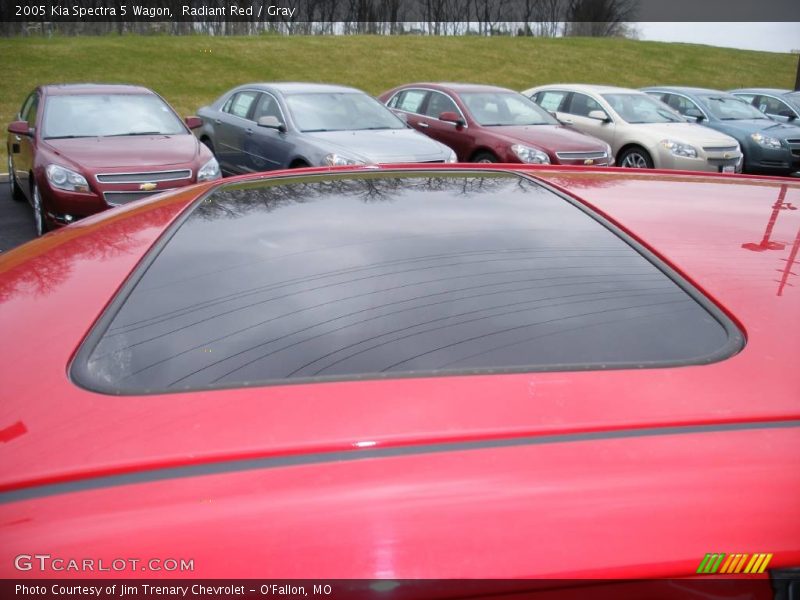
top-left (0, 165), bottom-right (798, 593)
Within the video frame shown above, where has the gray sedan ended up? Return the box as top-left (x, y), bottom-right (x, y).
top-left (196, 83), bottom-right (456, 174)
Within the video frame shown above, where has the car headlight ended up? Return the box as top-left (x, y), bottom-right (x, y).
top-left (751, 132), bottom-right (783, 149)
top-left (446, 148), bottom-right (458, 163)
top-left (511, 144), bottom-right (550, 164)
top-left (197, 157), bottom-right (221, 181)
top-left (324, 153), bottom-right (366, 167)
top-left (45, 164), bottom-right (89, 193)
top-left (604, 142), bottom-right (614, 161)
top-left (660, 139), bottom-right (698, 158)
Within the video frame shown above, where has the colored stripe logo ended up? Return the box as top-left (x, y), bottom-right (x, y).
top-left (696, 553), bottom-right (773, 574)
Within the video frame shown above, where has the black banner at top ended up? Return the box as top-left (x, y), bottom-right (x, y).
top-left (1, 0), bottom-right (799, 23)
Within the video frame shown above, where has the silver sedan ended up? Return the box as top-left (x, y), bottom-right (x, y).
top-left (196, 82), bottom-right (457, 174)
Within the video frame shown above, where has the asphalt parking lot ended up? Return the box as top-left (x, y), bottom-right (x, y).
top-left (0, 175), bottom-right (37, 252)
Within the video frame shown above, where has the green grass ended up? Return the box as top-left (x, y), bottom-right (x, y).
top-left (2, 34), bottom-right (796, 167)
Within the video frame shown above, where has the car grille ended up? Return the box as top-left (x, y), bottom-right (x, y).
top-left (785, 138), bottom-right (800, 144)
top-left (707, 158), bottom-right (740, 167)
top-left (555, 151), bottom-right (608, 160)
top-left (702, 146), bottom-right (739, 153)
top-left (103, 189), bottom-right (175, 206)
top-left (96, 169), bottom-right (192, 184)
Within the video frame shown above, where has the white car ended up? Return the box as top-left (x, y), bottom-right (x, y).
top-left (522, 84), bottom-right (743, 173)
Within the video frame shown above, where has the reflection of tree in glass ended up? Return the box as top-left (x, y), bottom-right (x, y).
top-left (0, 204), bottom-right (182, 303)
top-left (192, 175), bottom-right (523, 221)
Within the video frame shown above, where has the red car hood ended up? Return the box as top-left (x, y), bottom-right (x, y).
top-left (43, 134), bottom-right (201, 168)
top-left (0, 167), bottom-right (798, 579)
top-left (488, 124), bottom-right (607, 153)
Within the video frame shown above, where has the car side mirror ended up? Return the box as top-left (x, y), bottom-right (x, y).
top-left (184, 116), bottom-right (203, 129)
top-left (257, 116), bottom-right (286, 132)
top-left (587, 110), bottom-right (611, 123)
top-left (684, 108), bottom-right (704, 122)
top-left (439, 111), bottom-right (465, 127)
top-left (8, 121), bottom-right (33, 136)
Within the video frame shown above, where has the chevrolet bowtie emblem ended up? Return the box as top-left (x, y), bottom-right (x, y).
top-left (723, 153), bottom-right (731, 159)
top-left (584, 159), bottom-right (594, 165)
top-left (140, 182), bottom-right (157, 191)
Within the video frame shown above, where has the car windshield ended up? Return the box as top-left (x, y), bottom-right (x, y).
top-left (460, 92), bottom-right (557, 126)
top-left (42, 93), bottom-right (186, 139)
top-left (285, 92), bottom-right (406, 132)
top-left (700, 95), bottom-right (769, 120)
top-left (601, 93), bottom-right (683, 124)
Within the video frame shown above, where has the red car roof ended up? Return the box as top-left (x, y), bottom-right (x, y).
top-left (0, 165), bottom-right (798, 579)
top-left (42, 83), bottom-right (154, 95)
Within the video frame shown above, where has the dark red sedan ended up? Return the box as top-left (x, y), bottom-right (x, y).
top-left (0, 165), bottom-right (798, 590)
top-left (379, 83), bottom-right (613, 166)
top-left (6, 84), bottom-right (220, 236)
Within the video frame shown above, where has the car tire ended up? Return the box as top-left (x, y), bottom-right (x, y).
top-left (472, 151), bottom-right (498, 164)
top-left (31, 180), bottom-right (47, 236)
top-left (289, 160), bottom-right (310, 169)
top-left (617, 146), bottom-right (654, 169)
top-left (7, 154), bottom-right (24, 202)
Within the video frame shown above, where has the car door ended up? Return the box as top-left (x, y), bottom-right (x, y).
top-left (246, 92), bottom-right (292, 171)
top-left (755, 94), bottom-right (799, 123)
top-left (10, 91), bottom-right (38, 197)
top-left (560, 92), bottom-right (615, 145)
top-left (214, 90), bottom-right (259, 174)
top-left (417, 91), bottom-right (468, 157)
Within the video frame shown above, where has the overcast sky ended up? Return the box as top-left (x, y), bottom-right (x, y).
top-left (636, 22), bottom-right (800, 53)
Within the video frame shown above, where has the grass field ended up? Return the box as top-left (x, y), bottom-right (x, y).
top-left (1, 34), bottom-right (796, 166)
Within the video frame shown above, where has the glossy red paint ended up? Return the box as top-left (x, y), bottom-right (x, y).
top-left (378, 83), bottom-right (612, 165)
top-left (5, 84), bottom-right (215, 231)
top-left (0, 165), bottom-right (798, 580)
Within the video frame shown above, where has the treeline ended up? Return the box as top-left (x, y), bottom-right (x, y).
top-left (0, 0), bottom-right (638, 37)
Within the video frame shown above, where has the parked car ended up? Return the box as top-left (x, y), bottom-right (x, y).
top-left (643, 86), bottom-right (800, 176)
top-left (729, 88), bottom-right (800, 123)
top-left (523, 84), bottom-right (743, 173)
top-left (378, 83), bottom-right (613, 166)
top-left (1, 164), bottom-right (798, 584)
top-left (6, 83), bottom-right (220, 236)
top-left (195, 82), bottom-right (456, 174)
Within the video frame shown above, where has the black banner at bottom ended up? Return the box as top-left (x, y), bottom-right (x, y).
top-left (3, 577), bottom-right (797, 600)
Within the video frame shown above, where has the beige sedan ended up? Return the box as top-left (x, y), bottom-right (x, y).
top-left (522, 84), bottom-right (743, 173)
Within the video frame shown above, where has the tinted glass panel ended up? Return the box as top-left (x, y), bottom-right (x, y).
top-left (536, 91), bottom-right (567, 112)
top-left (393, 90), bottom-right (427, 113)
top-left (74, 172), bottom-right (741, 394)
top-left (227, 91), bottom-right (258, 119)
top-left (567, 93), bottom-right (603, 117)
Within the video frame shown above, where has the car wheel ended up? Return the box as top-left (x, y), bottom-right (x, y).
top-left (472, 152), bottom-right (498, 164)
top-left (7, 154), bottom-right (24, 202)
top-left (31, 180), bottom-right (47, 236)
top-left (290, 160), bottom-right (310, 169)
top-left (617, 147), bottom-right (654, 169)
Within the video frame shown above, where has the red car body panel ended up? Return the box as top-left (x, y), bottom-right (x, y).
top-left (378, 83), bottom-right (612, 166)
top-left (6, 84), bottom-right (214, 229)
top-left (0, 165), bottom-right (798, 580)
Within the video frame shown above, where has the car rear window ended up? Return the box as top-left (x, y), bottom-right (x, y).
top-left (72, 171), bottom-right (743, 394)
